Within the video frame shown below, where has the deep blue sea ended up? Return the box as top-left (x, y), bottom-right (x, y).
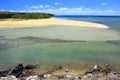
top-left (55, 15), bottom-right (120, 28)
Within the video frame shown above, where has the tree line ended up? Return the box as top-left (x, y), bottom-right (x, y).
top-left (0, 11), bottom-right (54, 19)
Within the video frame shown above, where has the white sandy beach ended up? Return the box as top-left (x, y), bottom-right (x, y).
top-left (0, 18), bottom-right (108, 28)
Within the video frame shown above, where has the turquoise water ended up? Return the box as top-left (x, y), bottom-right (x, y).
top-left (0, 16), bottom-right (120, 70)
top-left (0, 41), bottom-right (120, 68)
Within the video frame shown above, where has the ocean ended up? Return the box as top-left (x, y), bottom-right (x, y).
top-left (0, 16), bottom-right (120, 71)
top-left (55, 15), bottom-right (120, 28)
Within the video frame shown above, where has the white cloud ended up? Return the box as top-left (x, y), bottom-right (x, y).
top-left (17, 7), bottom-right (120, 15)
top-left (0, 9), bottom-right (5, 11)
top-left (39, 5), bottom-right (44, 8)
top-left (55, 2), bottom-right (59, 5)
top-left (101, 2), bottom-right (107, 6)
top-left (45, 5), bottom-right (50, 8)
top-left (30, 6), bottom-right (39, 9)
top-left (46, 8), bottom-right (120, 15)
top-left (30, 5), bottom-right (51, 9)
top-left (59, 7), bottom-right (68, 10)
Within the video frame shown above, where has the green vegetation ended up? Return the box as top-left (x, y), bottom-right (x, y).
top-left (0, 11), bottom-right (54, 19)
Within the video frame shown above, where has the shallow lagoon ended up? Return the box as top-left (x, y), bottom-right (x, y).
top-left (0, 26), bottom-right (120, 41)
top-left (0, 41), bottom-right (120, 66)
top-left (0, 25), bottom-right (120, 71)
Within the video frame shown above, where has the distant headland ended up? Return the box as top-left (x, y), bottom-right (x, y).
top-left (0, 11), bottom-right (54, 19)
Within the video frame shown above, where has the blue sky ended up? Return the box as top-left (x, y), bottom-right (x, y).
top-left (0, 0), bottom-right (120, 15)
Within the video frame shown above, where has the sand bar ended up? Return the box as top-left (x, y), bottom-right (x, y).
top-left (0, 18), bottom-right (108, 28)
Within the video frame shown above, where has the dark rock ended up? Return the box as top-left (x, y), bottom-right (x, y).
top-left (8, 63), bottom-right (24, 78)
top-left (24, 64), bottom-right (39, 70)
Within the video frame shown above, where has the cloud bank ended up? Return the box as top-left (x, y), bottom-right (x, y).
top-left (10, 5), bottom-right (120, 15)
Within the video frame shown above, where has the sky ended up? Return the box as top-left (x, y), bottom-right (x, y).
top-left (0, 0), bottom-right (120, 15)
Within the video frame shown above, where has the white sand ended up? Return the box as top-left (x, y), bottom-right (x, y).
top-left (0, 18), bottom-right (108, 28)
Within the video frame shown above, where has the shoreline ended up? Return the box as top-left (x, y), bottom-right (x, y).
top-left (0, 18), bottom-right (108, 29)
top-left (1, 62), bottom-right (120, 74)
top-left (0, 63), bottom-right (120, 79)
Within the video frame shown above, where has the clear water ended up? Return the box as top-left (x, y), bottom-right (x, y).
top-left (0, 16), bottom-right (120, 70)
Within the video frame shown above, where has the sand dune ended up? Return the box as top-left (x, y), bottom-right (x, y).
top-left (0, 18), bottom-right (108, 28)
